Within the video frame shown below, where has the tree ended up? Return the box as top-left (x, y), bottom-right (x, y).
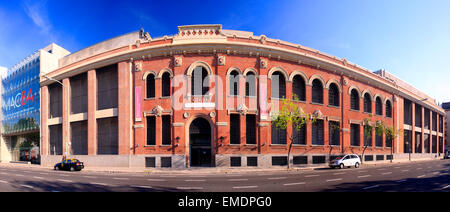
top-left (271, 94), bottom-right (315, 169)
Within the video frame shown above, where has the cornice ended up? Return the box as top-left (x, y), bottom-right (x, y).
top-left (40, 36), bottom-right (444, 114)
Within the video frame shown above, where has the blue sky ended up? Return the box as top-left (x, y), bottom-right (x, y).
top-left (0, 0), bottom-right (449, 102)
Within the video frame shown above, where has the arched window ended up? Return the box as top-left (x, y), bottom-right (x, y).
top-left (386, 100), bottom-right (392, 118)
top-left (328, 83), bottom-right (340, 107)
top-left (311, 79), bottom-right (323, 104)
top-left (292, 75), bottom-right (306, 101)
top-left (161, 72), bottom-right (171, 97)
top-left (364, 93), bottom-right (372, 113)
top-left (375, 97), bottom-right (383, 116)
top-left (146, 74), bottom-right (155, 98)
top-left (245, 72), bottom-right (256, 97)
top-left (192, 66), bottom-right (209, 96)
top-left (350, 89), bottom-right (360, 110)
top-left (271, 71), bottom-right (286, 99)
top-left (229, 70), bottom-right (240, 96)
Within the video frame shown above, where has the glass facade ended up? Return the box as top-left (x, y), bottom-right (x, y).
top-left (1, 54), bottom-right (41, 164)
top-left (2, 56), bottom-right (40, 134)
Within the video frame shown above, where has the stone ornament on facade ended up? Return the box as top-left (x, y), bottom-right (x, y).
top-left (134, 61), bottom-right (142, 72)
top-left (174, 57), bottom-right (182, 67)
top-left (218, 55), bottom-right (226, 66)
top-left (209, 112), bottom-right (216, 118)
top-left (237, 104), bottom-right (249, 115)
top-left (183, 112), bottom-right (190, 119)
top-left (260, 58), bottom-right (267, 69)
top-left (151, 106), bottom-right (164, 117)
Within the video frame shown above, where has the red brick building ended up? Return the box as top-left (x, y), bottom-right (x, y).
top-left (40, 25), bottom-right (445, 168)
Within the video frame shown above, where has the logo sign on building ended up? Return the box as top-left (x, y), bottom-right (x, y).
top-left (2, 59), bottom-right (40, 134)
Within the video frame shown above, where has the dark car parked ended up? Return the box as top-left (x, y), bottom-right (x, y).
top-left (54, 159), bottom-right (84, 171)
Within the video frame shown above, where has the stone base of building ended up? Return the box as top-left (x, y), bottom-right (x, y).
top-left (41, 153), bottom-right (443, 169)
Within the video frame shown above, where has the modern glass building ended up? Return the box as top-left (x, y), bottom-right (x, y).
top-left (0, 44), bottom-right (69, 164)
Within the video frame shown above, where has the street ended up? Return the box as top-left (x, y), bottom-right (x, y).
top-left (0, 159), bottom-right (449, 192)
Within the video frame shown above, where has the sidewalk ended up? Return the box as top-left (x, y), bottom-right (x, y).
top-left (0, 157), bottom-right (443, 175)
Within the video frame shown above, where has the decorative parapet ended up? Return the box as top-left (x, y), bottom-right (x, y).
top-left (173, 24), bottom-right (227, 44)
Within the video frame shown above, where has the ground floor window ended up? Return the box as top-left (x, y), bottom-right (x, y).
top-left (97, 117), bottom-right (118, 155)
top-left (71, 121), bottom-right (88, 155)
top-left (49, 124), bottom-right (62, 155)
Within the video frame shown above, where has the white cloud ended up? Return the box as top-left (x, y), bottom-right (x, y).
top-left (23, 0), bottom-right (55, 40)
top-left (0, 66), bottom-right (7, 79)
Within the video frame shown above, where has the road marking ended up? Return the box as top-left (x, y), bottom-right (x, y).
top-left (113, 178), bottom-right (129, 180)
top-left (377, 168), bottom-right (386, 171)
top-left (358, 175), bottom-right (371, 178)
top-left (381, 172), bottom-right (392, 175)
top-left (228, 179), bottom-right (248, 181)
top-left (177, 187), bottom-right (203, 190)
top-left (417, 175), bottom-right (426, 178)
top-left (441, 185), bottom-right (450, 190)
top-left (305, 175), bottom-right (319, 178)
top-left (132, 185), bottom-right (152, 189)
top-left (326, 178), bottom-right (342, 182)
top-left (14, 174), bottom-right (24, 177)
top-left (363, 185), bottom-right (379, 190)
top-left (232, 185), bottom-right (258, 189)
top-left (396, 180), bottom-right (407, 183)
top-left (0, 180), bottom-right (8, 184)
top-left (416, 168), bottom-right (423, 170)
top-left (185, 179), bottom-right (206, 182)
top-left (358, 171), bottom-right (368, 173)
top-left (147, 179), bottom-right (166, 182)
top-left (57, 179), bottom-right (73, 183)
top-left (268, 177), bottom-right (287, 180)
top-left (283, 182), bottom-right (306, 186)
top-left (401, 170), bottom-right (409, 172)
top-left (33, 176), bottom-right (45, 180)
top-left (83, 176), bottom-right (97, 179)
top-left (432, 172), bottom-right (440, 175)
top-left (333, 172), bottom-right (345, 175)
top-left (20, 184), bottom-right (34, 189)
top-left (91, 182), bottom-right (110, 186)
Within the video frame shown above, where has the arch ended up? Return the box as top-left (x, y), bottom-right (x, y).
top-left (185, 114), bottom-right (215, 167)
top-left (288, 70), bottom-right (308, 84)
top-left (384, 97), bottom-right (393, 106)
top-left (243, 68), bottom-right (257, 76)
top-left (186, 61), bottom-right (213, 76)
top-left (361, 89), bottom-right (374, 101)
top-left (142, 70), bottom-right (157, 81)
top-left (226, 66), bottom-right (243, 76)
top-left (326, 79), bottom-right (342, 93)
top-left (373, 94), bottom-right (384, 104)
top-left (268, 67), bottom-right (289, 81)
top-left (157, 68), bottom-right (173, 78)
top-left (308, 74), bottom-right (326, 87)
top-left (348, 86), bottom-right (362, 98)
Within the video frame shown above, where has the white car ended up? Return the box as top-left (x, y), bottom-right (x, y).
top-left (329, 154), bottom-right (361, 169)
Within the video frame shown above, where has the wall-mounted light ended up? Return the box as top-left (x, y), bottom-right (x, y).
top-left (175, 136), bottom-right (180, 147)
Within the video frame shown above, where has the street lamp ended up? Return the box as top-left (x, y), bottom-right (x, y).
top-left (41, 73), bottom-right (70, 156)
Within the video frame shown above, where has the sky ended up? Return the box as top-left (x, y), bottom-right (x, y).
top-left (0, 0), bottom-right (449, 103)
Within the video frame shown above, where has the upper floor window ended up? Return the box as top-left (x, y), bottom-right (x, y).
top-left (386, 100), bottom-right (392, 118)
top-left (364, 93), bottom-right (372, 113)
top-left (292, 75), bottom-right (306, 101)
top-left (245, 72), bottom-right (256, 97)
top-left (375, 97), bottom-right (383, 116)
top-left (192, 66), bottom-right (209, 96)
top-left (350, 89), bottom-right (360, 111)
top-left (146, 74), bottom-right (155, 98)
top-left (311, 79), bottom-right (323, 104)
top-left (161, 72), bottom-right (171, 97)
top-left (328, 83), bottom-right (340, 107)
top-left (271, 71), bottom-right (286, 99)
top-left (229, 70), bottom-right (240, 96)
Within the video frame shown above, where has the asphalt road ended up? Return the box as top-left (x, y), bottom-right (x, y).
top-left (0, 159), bottom-right (449, 192)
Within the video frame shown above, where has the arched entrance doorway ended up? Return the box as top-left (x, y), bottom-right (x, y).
top-left (189, 117), bottom-right (212, 167)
